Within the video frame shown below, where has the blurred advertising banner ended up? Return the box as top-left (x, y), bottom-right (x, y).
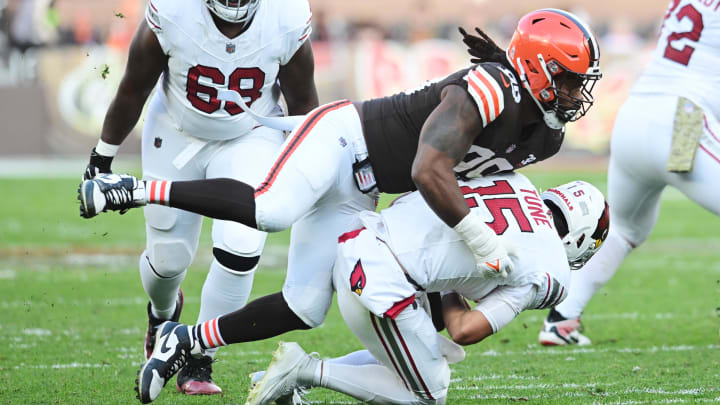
top-left (0, 46), bottom-right (142, 156)
top-left (0, 39), bottom-right (645, 156)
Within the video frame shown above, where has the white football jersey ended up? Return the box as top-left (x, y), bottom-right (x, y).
top-left (145, 0), bottom-right (312, 140)
top-left (632, 0), bottom-right (720, 119)
top-left (358, 172), bottom-right (570, 311)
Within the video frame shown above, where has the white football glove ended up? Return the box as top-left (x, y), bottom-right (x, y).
top-left (453, 212), bottom-right (514, 278)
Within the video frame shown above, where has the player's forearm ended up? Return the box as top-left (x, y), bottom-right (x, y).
top-left (442, 292), bottom-right (472, 343)
top-left (442, 292), bottom-right (493, 345)
top-left (100, 87), bottom-right (152, 146)
top-left (412, 157), bottom-right (469, 227)
top-left (284, 90), bottom-right (318, 116)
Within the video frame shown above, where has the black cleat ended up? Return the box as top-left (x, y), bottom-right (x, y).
top-left (136, 321), bottom-right (200, 403)
top-left (144, 289), bottom-right (184, 360)
top-left (176, 355), bottom-right (223, 396)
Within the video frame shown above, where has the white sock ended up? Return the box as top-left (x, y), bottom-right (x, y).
top-left (196, 259), bottom-right (256, 357)
top-left (138, 252), bottom-right (185, 319)
top-left (326, 350), bottom-right (379, 367)
top-left (301, 362), bottom-right (433, 404)
top-left (555, 230), bottom-right (633, 319)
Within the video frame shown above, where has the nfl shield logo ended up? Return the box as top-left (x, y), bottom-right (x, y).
top-left (226, 43), bottom-right (235, 54)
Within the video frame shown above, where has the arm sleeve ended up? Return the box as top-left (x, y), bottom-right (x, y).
top-left (528, 272), bottom-right (569, 309)
top-left (279, 0), bottom-right (313, 65)
top-left (473, 283), bottom-right (535, 333)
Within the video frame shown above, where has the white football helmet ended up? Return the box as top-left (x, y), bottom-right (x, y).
top-left (541, 181), bottom-right (609, 269)
top-left (205, 0), bottom-right (260, 25)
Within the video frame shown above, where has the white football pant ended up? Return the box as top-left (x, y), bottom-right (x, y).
top-left (556, 94), bottom-right (720, 319)
top-left (321, 232), bottom-right (450, 404)
top-left (252, 100), bottom-right (378, 327)
top-left (139, 95), bottom-right (283, 329)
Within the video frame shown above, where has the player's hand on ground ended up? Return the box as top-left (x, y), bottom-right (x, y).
top-left (83, 148), bottom-right (114, 180)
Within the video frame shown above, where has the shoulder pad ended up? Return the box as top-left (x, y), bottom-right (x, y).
top-left (145, 0), bottom-right (163, 32)
top-left (144, 0), bottom-right (186, 32)
top-left (277, 0), bottom-right (312, 33)
top-left (464, 64), bottom-right (506, 127)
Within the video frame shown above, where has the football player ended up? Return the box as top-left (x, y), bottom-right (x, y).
top-left (80, 9), bottom-right (601, 363)
top-left (134, 173), bottom-right (609, 404)
top-left (81, 0), bottom-right (318, 395)
top-left (539, 0), bottom-right (720, 346)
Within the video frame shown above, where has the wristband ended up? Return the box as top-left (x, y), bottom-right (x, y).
top-left (453, 212), bottom-right (498, 257)
top-left (95, 139), bottom-right (120, 157)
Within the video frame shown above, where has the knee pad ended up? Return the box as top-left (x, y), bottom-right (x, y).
top-left (212, 247), bottom-right (259, 274)
top-left (147, 240), bottom-right (194, 278)
top-left (255, 195), bottom-right (301, 232)
top-left (212, 219), bottom-right (267, 256)
top-left (282, 286), bottom-right (332, 328)
top-left (145, 205), bottom-right (201, 278)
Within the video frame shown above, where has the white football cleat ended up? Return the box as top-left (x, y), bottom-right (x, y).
top-left (246, 342), bottom-right (316, 405)
top-left (539, 315), bottom-right (591, 346)
top-left (249, 371), bottom-right (308, 405)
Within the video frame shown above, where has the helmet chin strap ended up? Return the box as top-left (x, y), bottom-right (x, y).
top-left (207, 0), bottom-right (257, 26)
top-left (513, 56), bottom-right (565, 130)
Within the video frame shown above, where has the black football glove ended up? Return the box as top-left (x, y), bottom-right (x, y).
top-left (83, 147), bottom-right (115, 180)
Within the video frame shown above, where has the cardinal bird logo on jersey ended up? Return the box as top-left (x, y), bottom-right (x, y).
top-left (349, 259), bottom-right (366, 296)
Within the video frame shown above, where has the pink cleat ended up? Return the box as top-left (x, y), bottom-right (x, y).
top-left (539, 309), bottom-right (591, 346)
top-left (176, 355), bottom-right (223, 396)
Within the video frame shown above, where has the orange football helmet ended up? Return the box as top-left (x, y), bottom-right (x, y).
top-left (506, 9), bottom-right (602, 129)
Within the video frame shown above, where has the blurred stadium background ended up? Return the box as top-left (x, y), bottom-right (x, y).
top-left (0, 0), bottom-right (666, 166)
top-left (2, 1), bottom-right (719, 404)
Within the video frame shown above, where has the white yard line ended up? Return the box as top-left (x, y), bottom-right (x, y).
top-left (12, 362), bottom-right (114, 370)
top-left (474, 344), bottom-right (720, 357)
top-left (0, 296), bottom-right (200, 308)
top-left (521, 311), bottom-right (689, 323)
top-left (454, 385), bottom-right (718, 402)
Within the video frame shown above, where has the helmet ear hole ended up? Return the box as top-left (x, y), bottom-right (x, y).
top-left (575, 234), bottom-right (585, 248)
top-left (544, 200), bottom-right (568, 237)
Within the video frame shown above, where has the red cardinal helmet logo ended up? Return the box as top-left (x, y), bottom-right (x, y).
top-left (349, 259), bottom-right (366, 296)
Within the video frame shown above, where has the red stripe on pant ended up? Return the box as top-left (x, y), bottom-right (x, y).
top-left (390, 318), bottom-right (434, 400)
top-left (254, 100), bottom-right (351, 198)
top-left (369, 313), bottom-right (411, 391)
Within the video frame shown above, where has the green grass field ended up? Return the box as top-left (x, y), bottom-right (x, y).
top-left (1, 171), bottom-right (719, 404)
